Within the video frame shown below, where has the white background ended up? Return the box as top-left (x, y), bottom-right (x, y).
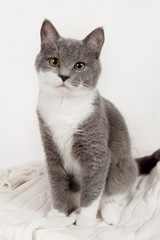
top-left (0, 0), bottom-right (160, 169)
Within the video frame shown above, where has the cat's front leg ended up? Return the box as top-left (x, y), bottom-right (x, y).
top-left (47, 165), bottom-right (68, 216)
top-left (76, 154), bottom-right (110, 227)
top-left (76, 192), bottom-right (102, 227)
top-left (38, 115), bottom-right (68, 216)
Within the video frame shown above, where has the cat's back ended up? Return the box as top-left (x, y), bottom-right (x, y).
top-left (101, 97), bottom-right (128, 132)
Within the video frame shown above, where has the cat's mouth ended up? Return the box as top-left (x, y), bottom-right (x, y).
top-left (57, 83), bottom-right (70, 89)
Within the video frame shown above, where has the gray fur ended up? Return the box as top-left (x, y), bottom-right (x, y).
top-left (36, 20), bottom-right (159, 216)
top-left (35, 20), bottom-right (102, 89)
top-left (38, 112), bottom-right (81, 214)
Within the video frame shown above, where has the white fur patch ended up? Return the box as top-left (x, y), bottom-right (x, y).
top-left (37, 70), bottom-right (97, 177)
top-left (47, 207), bottom-right (66, 217)
top-left (100, 192), bottom-right (129, 209)
top-left (80, 194), bottom-right (102, 217)
top-left (76, 193), bottom-right (102, 226)
top-left (101, 202), bottom-right (123, 225)
top-left (100, 192), bottom-right (129, 225)
top-left (76, 214), bottom-right (99, 227)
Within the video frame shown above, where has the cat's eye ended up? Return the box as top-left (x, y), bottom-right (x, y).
top-left (49, 58), bottom-right (60, 67)
top-left (74, 62), bottom-right (85, 71)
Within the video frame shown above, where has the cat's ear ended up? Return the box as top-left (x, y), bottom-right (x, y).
top-left (40, 19), bottom-right (60, 48)
top-left (83, 27), bottom-right (104, 58)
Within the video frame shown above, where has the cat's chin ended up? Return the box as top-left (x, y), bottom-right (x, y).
top-left (53, 85), bottom-right (73, 96)
top-left (40, 83), bottom-right (73, 97)
top-left (55, 84), bottom-right (73, 94)
top-left (53, 86), bottom-right (96, 98)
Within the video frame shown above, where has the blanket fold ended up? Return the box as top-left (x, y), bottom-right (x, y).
top-left (0, 162), bottom-right (160, 240)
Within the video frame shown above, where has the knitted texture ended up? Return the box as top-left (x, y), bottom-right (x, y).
top-left (0, 162), bottom-right (160, 240)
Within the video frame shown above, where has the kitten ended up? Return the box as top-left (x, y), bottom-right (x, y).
top-left (35, 19), bottom-right (160, 226)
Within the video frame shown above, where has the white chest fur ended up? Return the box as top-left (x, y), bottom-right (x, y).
top-left (37, 90), bottom-right (96, 175)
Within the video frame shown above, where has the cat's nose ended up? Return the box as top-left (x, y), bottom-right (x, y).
top-left (59, 75), bottom-right (69, 82)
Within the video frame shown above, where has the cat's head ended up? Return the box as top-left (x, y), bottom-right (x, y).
top-left (36, 19), bottom-right (104, 97)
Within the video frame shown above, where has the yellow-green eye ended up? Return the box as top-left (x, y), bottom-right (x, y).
top-left (49, 58), bottom-right (60, 67)
top-left (74, 62), bottom-right (85, 71)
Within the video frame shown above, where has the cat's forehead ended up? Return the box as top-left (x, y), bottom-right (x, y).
top-left (56, 38), bottom-right (91, 61)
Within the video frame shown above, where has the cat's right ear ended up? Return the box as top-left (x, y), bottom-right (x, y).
top-left (40, 19), bottom-right (60, 49)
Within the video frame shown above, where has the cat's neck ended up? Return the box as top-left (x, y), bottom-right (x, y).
top-left (37, 87), bottom-right (98, 134)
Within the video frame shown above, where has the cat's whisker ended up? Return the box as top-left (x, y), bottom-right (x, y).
top-left (82, 83), bottom-right (89, 89)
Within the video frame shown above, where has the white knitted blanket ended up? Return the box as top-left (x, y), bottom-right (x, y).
top-left (0, 162), bottom-right (160, 240)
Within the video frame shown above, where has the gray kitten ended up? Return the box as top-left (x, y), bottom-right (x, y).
top-left (35, 19), bottom-right (160, 226)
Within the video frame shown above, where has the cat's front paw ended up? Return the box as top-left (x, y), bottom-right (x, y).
top-left (47, 208), bottom-right (66, 217)
top-left (101, 202), bottom-right (122, 225)
top-left (76, 214), bottom-right (98, 227)
top-left (45, 209), bottom-right (76, 228)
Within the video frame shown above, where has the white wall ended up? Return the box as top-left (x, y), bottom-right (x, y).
top-left (0, 0), bottom-right (160, 169)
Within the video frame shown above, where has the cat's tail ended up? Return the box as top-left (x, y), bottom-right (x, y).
top-left (135, 149), bottom-right (160, 175)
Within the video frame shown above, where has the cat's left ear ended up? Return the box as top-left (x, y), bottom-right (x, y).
top-left (40, 19), bottom-right (60, 48)
top-left (83, 27), bottom-right (104, 58)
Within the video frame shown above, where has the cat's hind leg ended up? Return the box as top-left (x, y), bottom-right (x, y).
top-left (100, 192), bottom-right (129, 225)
